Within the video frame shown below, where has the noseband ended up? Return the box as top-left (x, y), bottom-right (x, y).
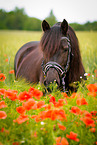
top-left (41, 36), bottom-right (71, 92)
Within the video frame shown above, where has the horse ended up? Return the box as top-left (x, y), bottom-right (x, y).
top-left (14, 19), bottom-right (86, 92)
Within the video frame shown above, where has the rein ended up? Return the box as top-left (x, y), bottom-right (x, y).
top-left (41, 36), bottom-right (71, 92)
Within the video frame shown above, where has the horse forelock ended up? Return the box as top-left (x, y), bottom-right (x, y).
top-left (40, 26), bottom-right (62, 58)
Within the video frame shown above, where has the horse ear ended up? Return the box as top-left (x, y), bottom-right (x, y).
top-left (42, 20), bottom-right (50, 31)
top-left (61, 19), bottom-right (68, 35)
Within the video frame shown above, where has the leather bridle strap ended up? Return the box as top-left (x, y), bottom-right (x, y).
top-left (41, 36), bottom-right (71, 92)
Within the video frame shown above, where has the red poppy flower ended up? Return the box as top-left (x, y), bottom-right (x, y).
top-left (0, 127), bottom-right (9, 135)
top-left (51, 109), bottom-right (67, 121)
top-left (18, 91), bottom-right (31, 101)
top-left (16, 106), bottom-right (26, 114)
top-left (49, 95), bottom-right (56, 104)
top-left (90, 111), bottom-right (97, 117)
top-left (57, 109), bottom-right (67, 120)
top-left (61, 137), bottom-right (69, 145)
top-left (82, 110), bottom-right (92, 118)
top-left (35, 109), bottom-right (67, 122)
top-left (44, 103), bottom-right (52, 110)
top-left (54, 99), bottom-right (65, 108)
top-left (0, 73), bottom-right (6, 82)
top-left (9, 70), bottom-right (14, 74)
top-left (56, 136), bottom-right (61, 144)
top-left (31, 103), bottom-right (37, 110)
top-left (0, 127), bottom-right (4, 132)
top-left (29, 87), bottom-right (43, 100)
top-left (33, 131), bottom-right (37, 138)
top-left (86, 73), bottom-right (91, 76)
top-left (0, 88), bottom-right (6, 96)
top-left (31, 115), bottom-right (37, 119)
top-left (87, 83), bottom-right (97, 92)
top-left (70, 93), bottom-right (82, 99)
top-left (61, 92), bottom-right (68, 98)
top-left (80, 116), bottom-right (95, 127)
top-left (37, 101), bottom-right (45, 109)
top-left (4, 90), bottom-right (18, 101)
top-left (23, 98), bottom-right (36, 110)
top-left (87, 92), bottom-right (97, 97)
top-left (90, 127), bottom-right (96, 133)
top-left (76, 97), bottom-right (88, 106)
top-left (12, 142), bottom-right (20, 145)
top-left (45, 110), bottom-right (52, 119)
top-left (14, 114), bottom-right (29, 124)
top-left (51, 110), bottom-right (59, 120)
top-left (69, 93), bottom-right (77, 99)
top-left (57, 123), bottom-right (66, 131)
top-left (70, 106), bottom-right (82, 115)
top-left (0, 101), bottom-right (7, 109)
top-left (0, 111), bottom-right (7, 119)
top-left (94, 69), bottom-right (97, 73)
top-left (94, 69), bottom-right (97, 77)
top-left (56, 136), bottom-right (69, 145)
top-left (66, 131), bottom-right (79, 142)
top-left (5, 58), bottom-right (8, 62)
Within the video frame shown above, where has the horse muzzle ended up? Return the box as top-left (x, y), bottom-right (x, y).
top-left (44, 78), bottom-right (60, 92)
top-left (43, 67), bottom-right (61, 92)
top-left (44, 79), bottom-right (59, 86)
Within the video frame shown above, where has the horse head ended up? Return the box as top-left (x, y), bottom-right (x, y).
top-left (40, 19), bottom-right (71, 91)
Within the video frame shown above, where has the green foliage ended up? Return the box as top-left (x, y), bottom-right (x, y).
top-left (0, 7), bottom-right (42, 31)
top-left (70, 21), bottom-right (97, 31)
top-left (69, 23), bottom-right (85, 31)
top-left (76, 31), bottom-right (97, 74)
top-left (24, 17), bottom-right (41, 31)
top-left (45, 10), bottom-right (58, 26)
top-left (1, 7), bottom-right (97, 31)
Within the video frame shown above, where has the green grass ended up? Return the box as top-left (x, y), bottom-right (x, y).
top-left (76, 31), bottom-right (97, 73)
top-left (0, 30), bottom-right (97, 145)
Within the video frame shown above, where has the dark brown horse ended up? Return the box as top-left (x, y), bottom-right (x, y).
top-left (14, 19), bottom-right (86, 92)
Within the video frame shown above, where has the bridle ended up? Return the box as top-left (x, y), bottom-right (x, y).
top-left (41, 36), bottom-right (71, 92)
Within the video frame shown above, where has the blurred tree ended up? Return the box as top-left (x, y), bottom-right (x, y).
top-left (0, 7), bottom-right (41, 30)
top-left (24, 17), bottom-right (41, 31)
top-left (69, 23), bottom-right (85, 31)
top-left (12, 7), bottom-right (28, 30)
top-left (0, 9), bottom-right (7, 29)
top-left (4, 7), bottom-right (28, 30)
top-left (45, 10), bottom-right (58, 26)
top-left (0, 7), bottom-right (97, 31)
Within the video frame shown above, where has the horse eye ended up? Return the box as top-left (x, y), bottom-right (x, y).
top-left (64, 48), bottom-right (68, 52)
top-left (63, 46), bottom-right (68, 52)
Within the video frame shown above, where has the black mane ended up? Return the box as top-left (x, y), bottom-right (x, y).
top-left (40, 23), bottom-right (62, 58)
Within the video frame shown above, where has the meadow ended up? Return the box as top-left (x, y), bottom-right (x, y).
top-left (0, 30), bottom-right (97, 145)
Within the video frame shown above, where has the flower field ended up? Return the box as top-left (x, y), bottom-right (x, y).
top-left (0, 30), bottom-right (97, 145)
